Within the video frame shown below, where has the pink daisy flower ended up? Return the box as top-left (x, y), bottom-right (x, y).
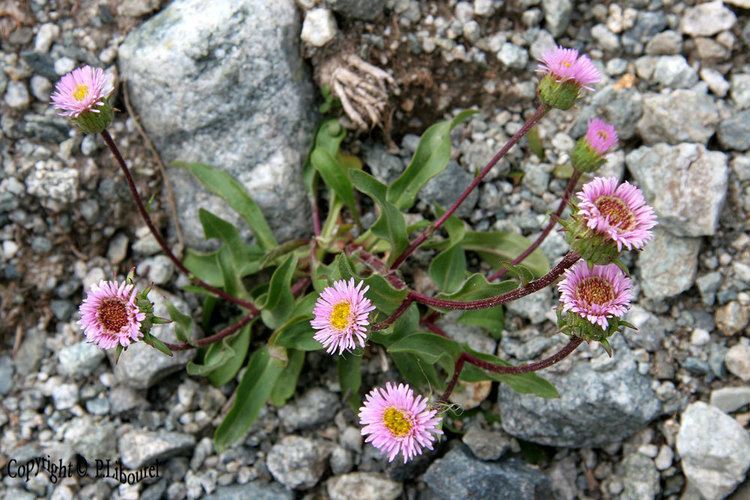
top-left (79, 280), bottom-right (146, 349)
top-left (359, 382), bottom-right (442, 463)
top-left (558, 261), bottom-right (632, 330)
top-left (51, 65), bottom-right (114, 117)
top-left (311, 278), bottom-right (375, 355)
top-left (584, 118), bottom-right (618, 155)
top-left (577, 177), bottom-right (657, 251)
top-left (537, 46), bottom-right (601, 90)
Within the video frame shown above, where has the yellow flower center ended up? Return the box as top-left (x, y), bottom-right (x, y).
top-left (383, 407), bottom-right (412, 437)
top-left (562, 60), bottom-right (572, 68)
top-left (98, 299), bottom-right (129, 332)
top-left (330, 301), bottom-right (351, 330)
top-left (72, 83), bottom-right (89, 101)
top-left (576, 276), bottom-right (616, 305)
top-left (594, 195), bottom-right (636, 231)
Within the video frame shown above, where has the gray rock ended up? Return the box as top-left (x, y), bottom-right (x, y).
top-left (676, 402), bottom-right (750, 499)
top-left (327, 0), bottom-right (384, 20)
top-left (680, 0), bottom-right (736, 37)
top-left (119, 0), bottom-right (315, 248)
top-left (52, 383), bottom-right (79, 410)
top-left (697, 271), bottom-right (722, 305)
top-left (542, 0), bottom-right (571, 37)
top-left (278, 387), bottom-right (339, 432)
top-left (620, 453), bottom-right (659, 500)
top-left (627, 10), bottom-right (667, 41)
top-left (204, 482), bottom-right (293, 500)
top-left (505, 287), bottom-right (552, 325)
top-left (326, 472), bottom-right (402, 500)
top-left (267, 436), bottom-right (328, 490)
top-left (694, 37), bottom-right (731, 61)
top-left (731, 74), bottom-right (750, 109)
top-left (119, 430), bottom-right (196, 469)
top-left (364, 144), bottom-right (403, 184)
top-left (710, 386), bottom-right (750, 413)
top-left (623, 305), bottom-right (665, 351)
top-left (423, 446), bottom-right (552, 499)
top-left (700, 67), bottom-right (730, 97)
top-left (726, 344), bottom-right (750, 381)
top-left (626, 143), bottom-right (728, 237)
top-left (718, 110), bottom-right (750, 151)
top-left (462, 427), bottom-right (512, 460)
top-left (109, 385), bottom-right (148, 415)
top-left (420, 161), bottom-right (478, 218)
top-left (301, 8), bottom-right (337, 47)
top-left (114, 291), bottom-right (200, 389)
top-left (645, 30), bottom-right (683, 55)
top-left (13, 328), bottom-right (47, 375)
top-left (652, 56), bottom-right (698, 89)
top-left (329, 445), bottom-right (353, 474)
top-left (591, 24), bottom-right (619, 52)
top-left (500, 328), bottom-right (555, 361)
top-left (522, 166), bottom-right (549, 196)
top-left (58, 341), bottom-right (105, 376)
top-left (118, 0), bottom-right (161, 17)
top-left (63, 416), bottom-right (117, 459)
top-left (637, 90), bottom-right (719, 145)
top-left (498, 337), bottom-right (661, 448)
top-left (637, 228), bottom-right (701, 300)
top-left (655, 445), bottom-right (674, 471)
top-left (572, 85), bottom-right (643, 140)
top-left (107, 233), bottom-right (129, 264)
top-left (4, 80), bottom-right (30, 109)
top-left (498, 43), bottom-right (528, 69)
top-left (136, 255), bottom-right (174, 286)
top-left (0, 355), bottom-right (13, 395)
top-left (436, 311), bottom-right (496, 354)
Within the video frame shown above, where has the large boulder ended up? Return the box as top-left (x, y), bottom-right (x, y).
top-left (119, 0), bottom-right (316, 247)
top-left (498, 337), bottom-right (661, 447)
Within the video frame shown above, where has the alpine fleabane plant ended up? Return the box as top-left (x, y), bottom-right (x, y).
top-left (58, 40), bottom-right (658, 461)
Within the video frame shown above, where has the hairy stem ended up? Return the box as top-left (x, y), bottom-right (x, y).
top-left (100, 130), bottom-right (259, 313)
top-left (371, 295), bottom-right (415, 331)
top-left (440, 336), bottom-right (583, 402)
top-left (489, 169), bottom-right (582, 281)
top-left (390, 104), bottom-right (550, 270)
top-left (412, 251), bottom-right (579, 310)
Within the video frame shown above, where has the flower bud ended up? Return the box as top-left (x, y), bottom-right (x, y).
top-left (536, 46), bottom-right (601, 110)
top-left (51, 65), bottom-right (115, 134)
top-left (571, 118), bottom-right (618, 173)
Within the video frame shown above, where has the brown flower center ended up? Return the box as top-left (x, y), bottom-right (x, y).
top-left (329, 302), bottom-right (351, 330)
top-left (383, 407), bottom-right (412, 437)
top-left (594, 195), bottom-right (636, 231)
top-left (98, 299), bottom-right (129, 332)
top-left (596, 130), bottom-right (609, 141)
top-left (576, 277), bottom-right (616, 305)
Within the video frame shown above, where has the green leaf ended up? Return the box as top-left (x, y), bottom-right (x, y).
top-left (429, 244), bottom-right (467, 293)
top-left (388, 333), bottom-right (461, 370)
top-left (337, 353), bottom-right (362, 409)
top-left (198, 209), bottom-right (259, 266)
top-left (174, 161), bottom-right (277, 251)
top-left (432, 273), bottom-right (517, 312)
top-left (214, 346), bottom-right (287, 451)
top-left (527, 125), bottom-right (545, 161)
top-left (260, 256), bottom-right (297, 329)
top-left (143, 333), bottom-right (173, 357)
top-left (462, 231), bottom-right (550, 278)
top-left (217, 247), bottom-right (248, 299)
top-left (460, 349), bottom-right (559, 399)
top-left (361, 274), bottom-right (408, 315)
top-left (167, 302), bottom-right (195, 346)
top-left (311, 148), bottom-right (357, 217)
top-left (260, 239), bottom-right (308, 268)
top-left (458, 307), bottom-right (504, 339)
top-left (350, 170), bottom-right (409, 263)
top-left (270, 349), bottom-right (305, 406)
top-left (186, 340), bottom-right (235, 376)
top-left (184, 249), bottom-right (224, 287)
top-left (391, 352), bottom-right (445, 392)
top-left (387, 109), bottom-right (476, 210)
top-left (207, 324), bottom-right (253, 386)
top-left (369, 304), bottom-right (420, 346)
top-left (270, 315), bottom-right (321, 351)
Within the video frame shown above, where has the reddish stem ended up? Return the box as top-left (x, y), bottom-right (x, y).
top-left (440, 336), bottom-right (583, 402)
top-left (165, 313), bottom-right (256, 351)
top-left (490, 169), bottom-right (582, 281)
top-left (101, 130), bottom-right (260, 314)
top-left (371, 295), bottom-right (414, 331)
top-left (390, 104), bottom-right (550, 270)
top-left (421, 320), bottom-right (450, 338)
top-left (412, 251), bottom-right (579, 310)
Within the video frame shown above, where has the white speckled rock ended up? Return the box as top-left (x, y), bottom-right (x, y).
top-left (676, 402), bottom-right (750, 499)
top-left (119, 0), bottom-right (315, 248)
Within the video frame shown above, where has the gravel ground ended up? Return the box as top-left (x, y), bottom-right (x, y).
top-left (1, 0), bottom-right (750, 499)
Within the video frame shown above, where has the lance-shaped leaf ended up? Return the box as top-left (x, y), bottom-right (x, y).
top-left (338, 352), bottom-right (362, 409)
top-left (260, 256), bottom-right (298, 329)
top-left (174, 161), bottom-right (277, 251)
top-left (270, 349), bottom-right (305, 406)
top-left (428, 215), bottom-right (467, 293)
top-left (270, 315), bottom-right (321, 351)
top-left (387, 109), bottom-right (476, 210)
top-left (462, 231), bottom-right (550, 278)
top-left (214, 346), bottom-right (287, 451)
top-left (460, 348), bottom-right (559, 399)
top-left (430, 273), bottom-right (518, 313)
top-left (351, 170), bottom-right (408, 263)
